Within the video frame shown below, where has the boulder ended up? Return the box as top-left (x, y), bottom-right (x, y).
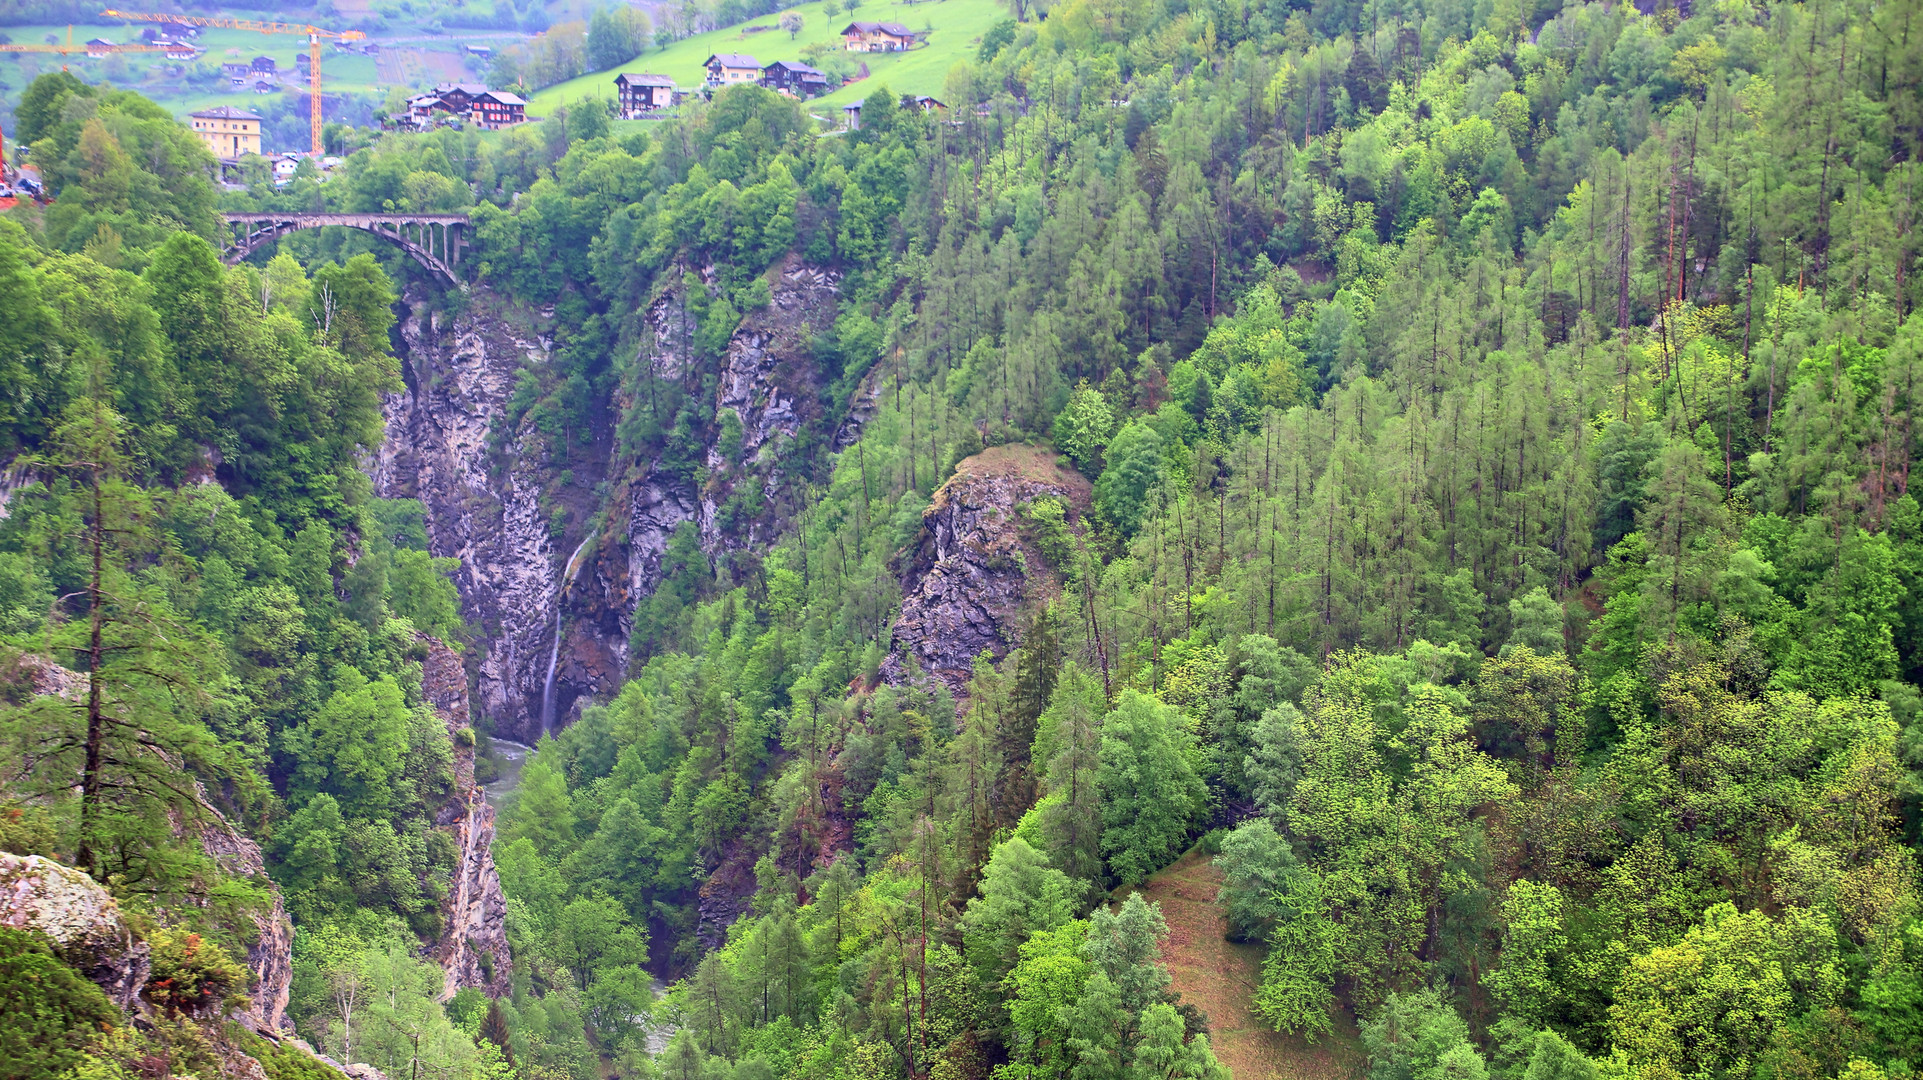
top-left (0, 852), bottom-right (149, 1010)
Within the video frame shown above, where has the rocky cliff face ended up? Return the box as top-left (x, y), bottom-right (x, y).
top-left (620, 256), bottom-right (852, 626)
top-left (881, 445), bottom-right (1092, 702)
top-left (420, 639), bottom-right (512, 1000)
top-left (371, 288), bottom-right (584, 742)
top-left (378, 261), bottom-right (867, 740)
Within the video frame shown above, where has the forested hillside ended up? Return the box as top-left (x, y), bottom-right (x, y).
top-left (4, 0), bottom-right (1923, 1078)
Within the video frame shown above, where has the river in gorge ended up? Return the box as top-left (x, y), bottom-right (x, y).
top-left (481, 736), bottom-right (674, 1054)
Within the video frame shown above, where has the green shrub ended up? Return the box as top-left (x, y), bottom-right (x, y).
top-left (141, 927), bottom-right (249, 1018)
top-left (0, 926), bottom-right (119, 1080)
top-left (1018, 497), bottom-right (1077, 576)
top-left (242, 1031), bottom-right (344, 1080)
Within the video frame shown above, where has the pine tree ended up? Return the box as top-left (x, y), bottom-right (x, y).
top-left (7, 388), bottom-right (226, 889)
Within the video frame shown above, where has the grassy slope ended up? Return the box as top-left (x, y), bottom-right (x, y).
top-left (527, 0), bottom-right (1006, 118)
top-left (1128, 852), bottom-right (1366, 1080)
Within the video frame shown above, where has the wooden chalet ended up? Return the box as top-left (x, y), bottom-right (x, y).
top-left (704, 53), bottom-right (762, 87)
top-left (431, 83), bottom-right (489, 114)
top-left (615, 72), bottom-right (677, 117)
top-left (469, 89), bottom-right (527, 129)
top-left (762, 59), bottom-right (827, 98)
top-left (839, 21), bottom-right (916, 52)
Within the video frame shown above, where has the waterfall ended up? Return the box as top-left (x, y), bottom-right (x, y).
top-left (538, 532), bottom-right (597, 736)
top-left (538, 631), bottom-right (563, 735)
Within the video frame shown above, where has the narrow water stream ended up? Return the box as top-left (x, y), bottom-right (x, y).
top-left (481, 736), bottom-right (676, 1051)
top-left (481, 737), bottom-right (531, 812)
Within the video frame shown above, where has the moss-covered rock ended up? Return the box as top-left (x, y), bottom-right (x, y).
top-left (0, 852), bottom-right (149, 1010)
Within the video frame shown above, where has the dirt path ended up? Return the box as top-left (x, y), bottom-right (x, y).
top-left (1129, 852), bottom-right (1365, 1080)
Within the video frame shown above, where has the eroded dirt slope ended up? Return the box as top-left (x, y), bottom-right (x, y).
top-left (1130, 852), bottom-right (1365, 1080)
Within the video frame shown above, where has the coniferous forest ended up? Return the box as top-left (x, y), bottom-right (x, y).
top-left (4, 1), bottom-right (1923, 1078)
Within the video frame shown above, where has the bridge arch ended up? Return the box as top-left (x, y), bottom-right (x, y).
top-left (221, 213), bottom-right (469, 284)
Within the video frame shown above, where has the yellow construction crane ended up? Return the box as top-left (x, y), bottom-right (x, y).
top-left (100, 10), bottom-right (366, 156)
top-left (0, 25), bottom-right (173, 65)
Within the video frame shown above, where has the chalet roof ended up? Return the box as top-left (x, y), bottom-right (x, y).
top-left (190, 106), bottom-right (262, 121)
top-left (840, 21), bottom-right (916, 36)
top-left (704, 53), bottom-right (760, 68)
top-left (475, 90), bottom-right (526, 105)
top-left (433, 82), bottom-right (491, 96)
top-left (764, 59), bottom-right (825, 75)
top-left (616, 72), bottom-right (677, 86)
top-left (86, 37), bottom-right (118, 47)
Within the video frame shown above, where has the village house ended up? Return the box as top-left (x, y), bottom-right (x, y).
top-left (839, 21), bottom-right (916, 52)
top-left (158, 39), bottom-right (199, 61)
top-left (404, 92), bottom-right (447, 124)
top-left (907, 94), bottom-right (946, 113)
top-left (272, 153), bottom-right (303, 183)
top-left (614, 72), bottom-right (676, 117)
top-left (431, 83), bottom-right (489, 114)
top-left (841, 101), bottom-right (861, 130)
top-left (761, 59), bottom-right (826, 98)
top-left (253, 80), bottom-right (275, 95)
top-left (468, 89), bottom-right (527, 129)
top-left (85, 38), bottom-right (118, 59)
top-left (223, 62), bottom-right (251, 86)
top-left (703, 53), bottom-right (761, 87)
top-left (187, 105), bottom-right (262, 159)
top-left (402, 84), bottom-right (525, 129)
top-left (251, 55), bottom-right (276, 72)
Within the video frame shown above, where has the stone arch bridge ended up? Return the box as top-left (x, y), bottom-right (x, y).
top-left (220, 213), bottom-right (469, 284)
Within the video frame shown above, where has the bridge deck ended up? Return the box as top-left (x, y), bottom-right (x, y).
top-left (224, 213), bottom-right (472, 226)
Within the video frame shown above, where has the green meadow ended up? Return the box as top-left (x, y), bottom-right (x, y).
top-left (526, 0), bottom-right (1009, 119)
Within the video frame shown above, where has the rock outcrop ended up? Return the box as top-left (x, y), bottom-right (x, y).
top-left (0, 852), bottom-right (150, 1010)
top-left (420, 639), bottom-right (512, 1000)
top-left (882, 445), bottom-right (1092, 702)
top-left (195, 807), bottom-right (294, 1031)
